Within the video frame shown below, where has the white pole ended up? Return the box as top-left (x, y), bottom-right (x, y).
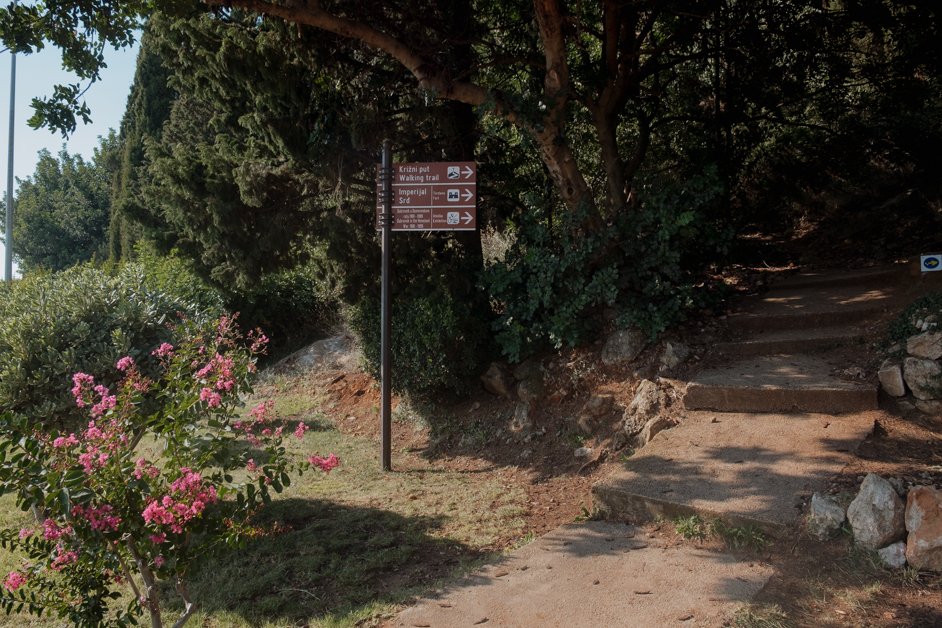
top-left (4, 1), bottom-right (15, 284)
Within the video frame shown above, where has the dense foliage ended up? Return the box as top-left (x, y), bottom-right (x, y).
top-left (0, 316), bottom-right (334, 627)
top-left (0, 264), bottom-right (206, 431)
top-left (2, 1), bottom-right (940, 393)
top-left (4, 137), bottom-right (117, 272)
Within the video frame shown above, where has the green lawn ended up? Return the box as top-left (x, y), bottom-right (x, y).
top-left (0, 386), bottom-right (527, 627)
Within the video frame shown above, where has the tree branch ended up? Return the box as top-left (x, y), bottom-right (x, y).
top-left (171, 577), bottom-right (198, 628)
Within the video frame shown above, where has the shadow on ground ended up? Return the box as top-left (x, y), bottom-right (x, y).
top-left (165, 498), bottom-right (481, 625)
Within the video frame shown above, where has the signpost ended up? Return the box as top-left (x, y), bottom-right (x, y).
top-left (376, 151), bottom-right (478, 472)
top-left (376, 162), bottom-right (477, 231)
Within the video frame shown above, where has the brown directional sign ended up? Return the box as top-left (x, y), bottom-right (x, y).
top-left (376, 162), bottom-right (477, 231)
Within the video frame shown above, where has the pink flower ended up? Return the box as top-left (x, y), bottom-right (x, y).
top-left (153, 556), bottom-right (165, 568)
top-left (134, 458), bottom-right (160, 480)
top-left (18, 528), bottom-right (32, 540)
top-left (294, 422), bottom-right (308, 440)
top-left (200, 387), bottom-right (222, 408)
top-left (51, 546), bottom-right (78, 571)
top-left (249, 401), bottom-right (273, 422)
top-left (71, 372), bottom-right (95, 407)
top-left (72, 504), bottom-right (121, 533)
top-left (3, 571), bottom-right (26, 592)
top-left (149, 533), bottom-right (166, 544)
top-left (52, 433), bottom-right (79, 448)
top-left (308, 453), bottom-right (340, 474)
top-left (151, 343), bottom-right (174, 358)
top-left (42, 519), bottom-right (70, 541)
top-left (89, 386), bottom-right (117, 418)
top-left (246, 459), bottom-right (257, 472)
top-left (116, 356), bottom-right (135, 372)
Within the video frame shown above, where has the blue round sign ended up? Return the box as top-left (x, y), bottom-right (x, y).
top-left (924, 257), bottom-right (941, 270)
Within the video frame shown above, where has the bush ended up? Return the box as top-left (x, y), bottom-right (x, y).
top-left (131, 243), bottom-right (226, 317)
top-left (0, 264), bottom-right (211, 430)
top-left (349, 283), bottom-right (492, 397)
top-left (887, 291), bottom-right (942, 345)
top-left (485, 167), bottom-right (729, 362)
top-left (0, 316), bottom-right (333, 627)
top-left (232, 264), bottom-right (339, 362)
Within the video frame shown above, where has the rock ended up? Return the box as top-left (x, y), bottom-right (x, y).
top-left (888, 477), bottom-right (907, 497)
top-left (847, 473), bottom-right (906, 550)
top-left (574, 446), bottom-right (594, 459)
top-left (907, 332), bottom-right (942, 360)
top-left (878, 361), bottom-right (906, 397)
top-left (915, 399), bottom-right (942, 416)
top-left (481, 363), bottom-right (511, 397)
top-left (516, 375), bottom-right (545, 404)
top-left (877, 542), bottom-right (907, 569)
top-left (903, 357), bottom-right (942, 400)
top-left (611, 430), bottom-right (629, 451)
top-left (275, 334), bottom-right (359, 372)
top-left (601, 328), bottom-right (647, 365)
top-left (807, 492), bottom-right (846, 540)
top-left (630, 415), bottom-right (673, 448)
top-left (509, 401), bottom-right (532, 433)
top-left (904, 486), bottom-right (942, 571)
top-left (659, 341), bottom-right (690, 370)
top-left (577, 394), bottom-right (615, 435)
top-left (622, 379), bottom-right (662, 437)
top-left (512, 360), bottom-right (543, 382)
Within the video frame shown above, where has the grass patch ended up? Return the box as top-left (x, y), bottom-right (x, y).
top-left (733, 603), bottom-right (792, 628)
top-left (672, 515), bottom-right (770, 551)
top-left (674, 515), bottom-right (709, 541)
top-left (0, 391), bottom-right (528, 627)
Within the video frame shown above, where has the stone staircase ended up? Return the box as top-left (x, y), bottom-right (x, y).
top-left (592, 264), bottom-right (910, 535)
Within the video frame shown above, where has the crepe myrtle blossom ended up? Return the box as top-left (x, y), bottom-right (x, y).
top-left (308, 454), bottom-right (340, 473)
top-left (0, 315), bottom-right (339, 627)
top-left (3, 571), bottom-right (26, 592)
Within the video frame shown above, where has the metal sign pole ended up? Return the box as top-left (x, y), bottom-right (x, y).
top-left (380, 140), bottom-right (393, 472)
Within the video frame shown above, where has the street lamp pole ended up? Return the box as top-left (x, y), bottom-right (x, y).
top-left (4, 0), bottom-right (16, 284)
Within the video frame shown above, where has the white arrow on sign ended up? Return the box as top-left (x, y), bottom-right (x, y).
top-left (462, 212), bottom-right (473, 225)
top-left (461, 189), bottom-right (474, 202)
top-left (463, 165), bottom-right (473, 179)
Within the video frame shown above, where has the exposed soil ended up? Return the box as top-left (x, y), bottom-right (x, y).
top-left (279, 259), bottom-right (942, 626)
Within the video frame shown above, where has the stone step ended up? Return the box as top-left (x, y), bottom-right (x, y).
top-left (768, 265), bottom-right (907, 291)
top-left (728, 303), bottom-right (891, 332)
top-left (727, 281), bottom-right (902, 333)
top-left (716, 326), bottom-right (864, 358)
top-left (592, 411), bottom-right (877, 536)
top-left (683, 355), bottom-right (877, 414)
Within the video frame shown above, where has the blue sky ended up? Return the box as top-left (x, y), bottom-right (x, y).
top-left (1, 40), bottom-right (140, 278)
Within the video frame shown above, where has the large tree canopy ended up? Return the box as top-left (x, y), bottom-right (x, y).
top-left (3, 0), bottom-right (939, 377)
top-left (3, 138), bottom-right (116, 272)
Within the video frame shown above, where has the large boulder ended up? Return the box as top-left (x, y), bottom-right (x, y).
top-left (622, 379), bottom-right (662, 438)
top-left (907, 332), bottom-right (942, 360)
top-left (601, 328), bottom-right (647, 365)
top-left (847, 473), bottom-right (906, 550)
top-left (807, 492), bottom-right (846, 541)
top-left (877, 361), bottom-right (906, 397)
top-left (903, 357), bottom-right (942, 400)
top-left (904, 486), bottom-right (942, 571)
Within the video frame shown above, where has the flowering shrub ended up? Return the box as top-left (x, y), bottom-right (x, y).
top-left (0, 315), bottom-right (335, 627)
